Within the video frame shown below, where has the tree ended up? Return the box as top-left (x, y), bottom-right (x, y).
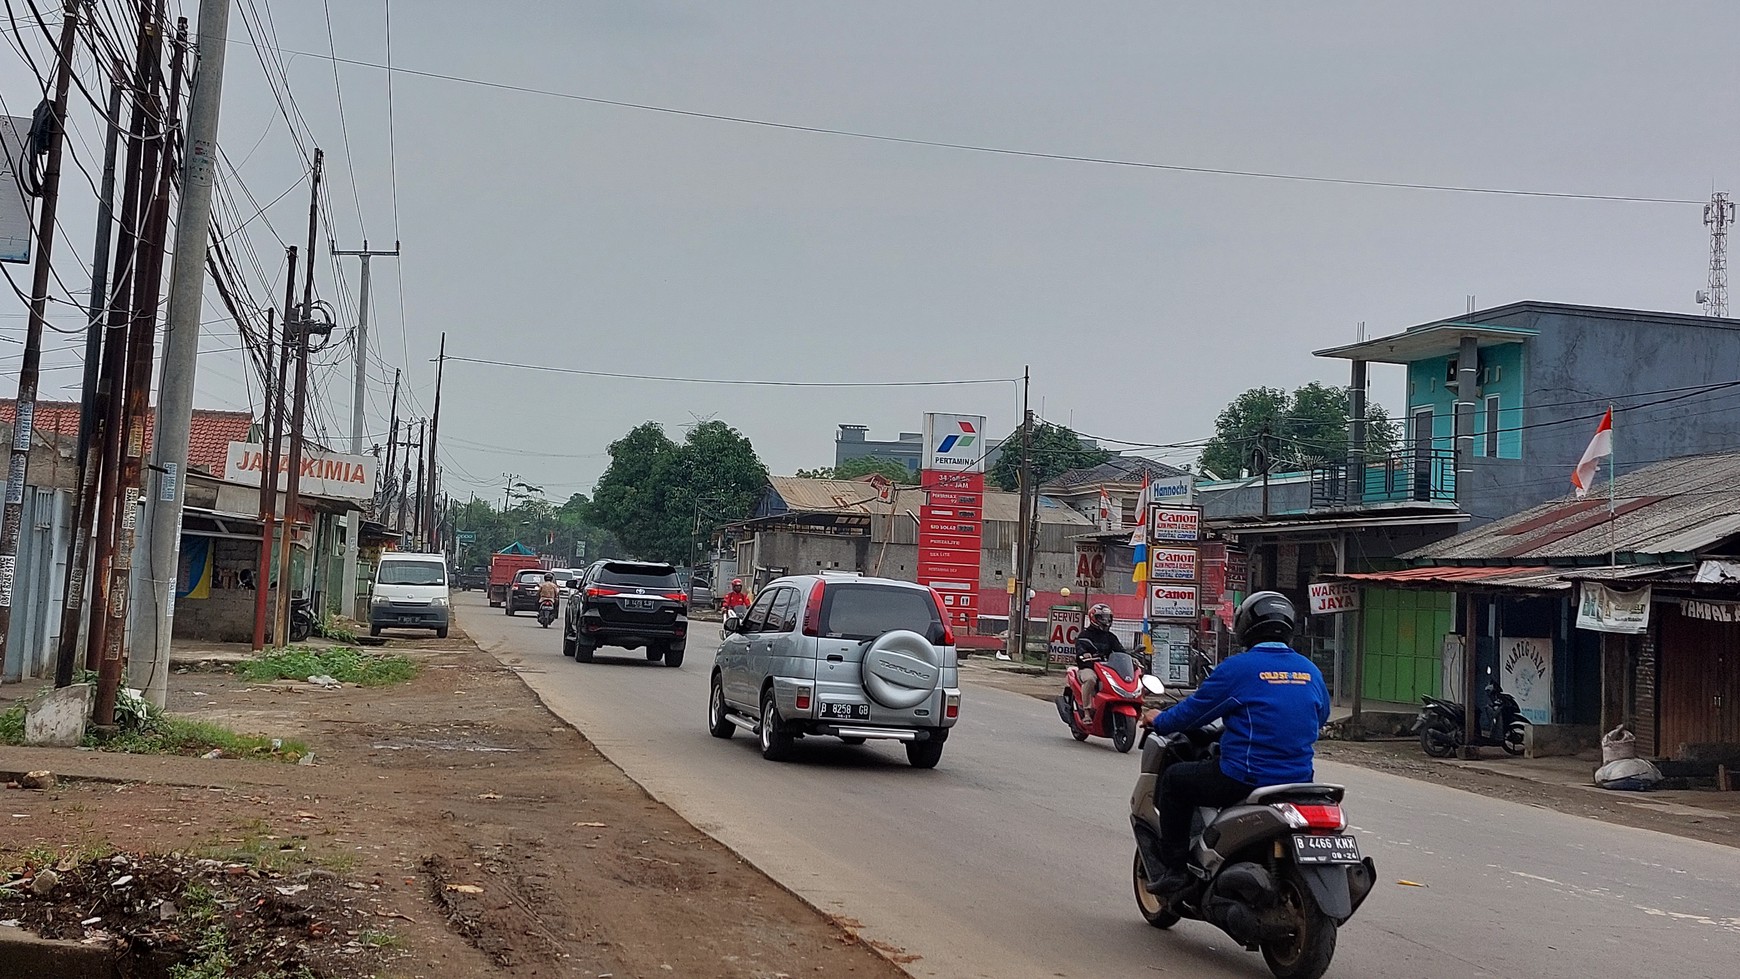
top-left (794, 456), bottom-right (917, 484)
top-left (589, 420), bottom-right (769, 563)
top-left (988, 421), bottom-right (1114, 492)
top-left (1197, 381), bottom-right (1397, 479)
top-left (449, 491), bottom-right (619, 568)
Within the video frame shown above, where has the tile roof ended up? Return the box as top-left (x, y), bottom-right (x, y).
top-left (1404, 450), bottom-right (1740, 562)
top-left (1045, 456), bottom-right (1187, 490)
top-left (765, 475), bottom-right (1091, 525)
top-left (0, 399), bottom-right (254, 473)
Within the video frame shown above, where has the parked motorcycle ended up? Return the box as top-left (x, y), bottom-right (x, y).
top-left (1130, 675), bottom-right (1376, 979)
top-left (288, 595), bottom-right (315, 643)
top-left (1054, 650), bottom-right (1148, 753)
top-left (1414, 669), bottom-right (1528, 758)
top-left (537, 597), bottom-right (558, 629)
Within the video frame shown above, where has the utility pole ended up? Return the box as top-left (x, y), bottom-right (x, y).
top-left (330, 239), bottom-right (398, 615)
top-left (138, 0), bottom-right (232, 706)
top-left (257, 247), bottom-right (296, 648)
top-left (423, 333), bottom-right (445, 554)
top-left (413, 419), bottom-right (426, 549)
top-left (1006, 369), bottom-right (1033, 662)
top-left (276, 149), bottom-right (325, 645)
top-left (0, 1), bottom-right (82, 666)
top-left (98, 7), bottom-right (181, 728)
top-left (380, 368), bottom-right (399, 512)
top-left (85, 6), bottom-right (156, 675)
top-left (53, 62), bottom-right (124, 687)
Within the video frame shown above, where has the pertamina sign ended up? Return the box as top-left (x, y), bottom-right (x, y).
top-left (223, 442), bottom-right (377, 501)
top-left (922, 413), bottom-right (987, 472)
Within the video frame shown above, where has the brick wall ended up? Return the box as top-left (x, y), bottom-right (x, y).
top-left (1634, 634), bottom-right (1657, 757)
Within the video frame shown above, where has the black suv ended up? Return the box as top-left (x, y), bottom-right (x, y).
top-left (563, 560), bottom-right (688, 667)
top-left (505, 568), bottom-right (548, 615)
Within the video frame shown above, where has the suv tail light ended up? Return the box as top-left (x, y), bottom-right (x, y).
top-left (1276, 803), bottom-right (1346, 832)
top-left (802, 581), bottom-right (827, 637)
top-left (945, 692), bottom-right (960, 719)
top-left (927, 587), bottom-right (956, 646)
top-left (663, 592), bottom-right (689, 604)
top-left (586, 586), bottom-right (619, 598)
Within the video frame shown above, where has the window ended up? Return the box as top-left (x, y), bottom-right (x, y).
top-left (818, 584), bottom-right (944, 643)
top-left (767, 588), bottom-right (801, 633)
top-left (740, 591), bottom-right (779, 634)
top-left (595, 562), bottom-right (681, 589)
top-left (378, 561), bottom-right (446, 586)
top-left (1485, 396), bottom-right (1501, 458)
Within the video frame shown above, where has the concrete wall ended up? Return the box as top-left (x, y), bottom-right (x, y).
top-left (174, 587), bottom-right (280, 645)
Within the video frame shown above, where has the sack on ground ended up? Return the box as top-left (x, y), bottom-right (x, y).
top-left (1601, 726), bottom-right (1637, 764)
top-left (1594, 756), bottom-right (1660, 791)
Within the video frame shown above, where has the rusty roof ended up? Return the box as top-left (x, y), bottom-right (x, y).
top-left (765, 475), bottom-right (1090, 525)
top-left (0, 399), bottom-right (254, 472)
top-left (1338, 566), bottom-right (1575, 591)
top-left (1403, 450), bottom-right (1740, 562)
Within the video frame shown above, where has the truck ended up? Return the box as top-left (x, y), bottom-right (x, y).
top-left (487, 552), bottom-right (544, 608)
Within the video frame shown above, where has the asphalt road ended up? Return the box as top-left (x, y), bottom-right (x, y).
top-left (459, 593), bottom-right (1740, 979)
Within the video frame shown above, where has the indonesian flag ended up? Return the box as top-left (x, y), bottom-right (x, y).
top-left (1131, 475), bottom-right (1152, 583)
top-left (1097, 487), bottom-right (1115, 530)
top-left (1571, 408), bottom-right (1613, 498)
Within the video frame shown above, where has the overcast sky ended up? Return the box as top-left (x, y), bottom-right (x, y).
top-left (4, 1), bottom-right (1737, 502)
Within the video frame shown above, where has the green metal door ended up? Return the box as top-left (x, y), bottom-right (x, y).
top-left (1361, 588), bottom-right (1452, 705)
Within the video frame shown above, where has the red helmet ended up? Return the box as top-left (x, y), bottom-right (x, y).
top-left (731, 578), bottom-right (744, 589)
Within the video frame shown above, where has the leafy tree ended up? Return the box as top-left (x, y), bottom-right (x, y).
top-left (449, 491), bottom-right (618, 568)
top-left (794, 456), bottom-right (917, 484)
top-left (589, 420), bottom-right (768, 563)
top-left (1197, 381), bottom-right (1397, 479)
top-left (989, 421), bottom-right (1114, 492)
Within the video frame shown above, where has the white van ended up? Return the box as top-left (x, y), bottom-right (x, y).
top-left (370, 552), bottom-right (452, 638)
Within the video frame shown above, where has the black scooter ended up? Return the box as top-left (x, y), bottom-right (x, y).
top-left (1414, 670), bottom-right (1528, 758)
top-left (536, 597), bottom-right (558, 628)
top-left (288, 595), bottom-right (315, 643)
top-left (1131, 675), bottom-right (1376, 979)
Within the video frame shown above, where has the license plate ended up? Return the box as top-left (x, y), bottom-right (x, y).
top-left (398, 616), bottom-right (419, 624)
top-left (623, 598), bottom-right (655, 611)
top-left (1291, 834), bottom-right (1361, 864)
top-left (819, 702), bottom-right (870, 720)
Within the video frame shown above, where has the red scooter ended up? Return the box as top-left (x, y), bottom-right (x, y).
top-left (1055, 650), bottom-right (1147, 753)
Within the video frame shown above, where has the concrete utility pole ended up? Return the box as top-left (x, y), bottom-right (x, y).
top-left (276, 149), bottom-right (326, 645)
top-left (0, 1), bottom-right (81, 666)
top-left (423, 333), bottom-right (446, 554)
top-left (137, 0), bottom-right (233, 706)
top-left (330, 240), bottom-right (398, 617)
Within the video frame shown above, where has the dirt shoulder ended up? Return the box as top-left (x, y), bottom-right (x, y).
top-left (1318, 740), bottom-right (1740, 850)
top-left (0, 618), bottom-right (909, 978)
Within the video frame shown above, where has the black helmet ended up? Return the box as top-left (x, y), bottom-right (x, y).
top-left (1088, 603), bottom-right (1114, 629)
top-left (1234, 591), bottom-right (1296, 648)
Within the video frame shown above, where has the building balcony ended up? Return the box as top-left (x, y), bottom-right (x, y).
top-left (1310, 448), bottom-right (1457, 509)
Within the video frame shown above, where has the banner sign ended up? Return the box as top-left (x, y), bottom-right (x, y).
top-left (1148, 504), bottom-right (1202, 543)
top-left (1149, 547), bottom-right (1199, 582)
top-left (1047, 606), bottom-right (1084, 665)
top-left (922, 413), bottom-right (988, 473)
top-left (1680, 598), bottom-right (1740, 623)
top-left (1073, 543), bottom-right (1105, 589)
top-left (1308, 581), bottom-right (1359, 615)
top-left (1153, 623), bottom-right (1194, 686)
top-left (1148, 583), bottom-right (1199, 620)
top-left (1150, 475), bottom-right (1195, 503)
top-left (1575, 583), bottom-right (1651, 634)
top-left (223, 442), bottom-right (377, 501)
top-left (1499, 636), bottom-right (1554, 724)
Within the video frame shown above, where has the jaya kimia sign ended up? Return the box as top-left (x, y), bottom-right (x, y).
top-left (223, 442), bottom-right (377, 501)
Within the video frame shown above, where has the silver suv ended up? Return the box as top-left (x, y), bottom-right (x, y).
top-left (707, 573), bottom-right (961, 768)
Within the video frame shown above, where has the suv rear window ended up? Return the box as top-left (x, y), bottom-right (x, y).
top-left (596, 563), bottom-right (680, 589)
top-left (378, 561), bottom-right (446, 586)
top-left (515, 570), bottom-right (546, 582)
top-left (818, 584), bottom-right (943, 642)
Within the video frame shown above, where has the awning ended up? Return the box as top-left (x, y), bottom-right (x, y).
top-left (1332, 566), bottom-right (1573, 592)
top-left (181, 507), bottom-right (265, 542)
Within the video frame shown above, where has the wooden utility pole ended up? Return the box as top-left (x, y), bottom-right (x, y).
top-left (0, 1), bottom-right (82, 666)
top-left (249, 306), bottom-right (278, 651)
top-left (1008, 368), bottom-right (1033, 661)
top-left (276, 149), bottom-right (325, 645)
top-left (97, 10), bottom-right (183, 728)
top-left (412, 419), bottom-right (426, 548)
top-left (380, 370), bottom-right (400, 513)
top-left (423, 333), bottom-right (446, 553)
top-left (52, 60), bottom-right (124, 687)
top-left (260, 246), bottom-right (296, 647)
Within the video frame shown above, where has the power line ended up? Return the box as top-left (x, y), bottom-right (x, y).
top-left (446, 354), bottom-right (1019, 388)
top-left (220, 35), bottom-right (1701, 206)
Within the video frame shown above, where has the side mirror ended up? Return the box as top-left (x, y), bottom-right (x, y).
top-left (722, 612), bottom-right (743, 634)
top-left (1141, 675), bottom-right (1166, 697)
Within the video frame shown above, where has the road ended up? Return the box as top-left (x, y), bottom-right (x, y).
top-left (459, 592), bottom-right (1740, 979)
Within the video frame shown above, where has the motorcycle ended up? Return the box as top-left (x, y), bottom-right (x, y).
top-left (1130, 675), bottom-right (1376, 979)
top-left (1054, 650), bottom-right (1148, 753)
top-left (536, 597), bottom-right (558, 629)
top-left (1414, 668), bottom-right (1528, 758)
top-left (288, 595), bottom-right (315, 643)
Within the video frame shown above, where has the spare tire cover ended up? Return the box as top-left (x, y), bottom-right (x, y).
top-left (861, 630), bottom-right (944, 710)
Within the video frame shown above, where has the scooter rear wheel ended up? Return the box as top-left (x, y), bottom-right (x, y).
top-left (1419, 718), bottom-right (1458, 758)
top-left (1261, 867), bottom-right (1337, 979)
top-left (1132, 850), bottom-right (1179, 929)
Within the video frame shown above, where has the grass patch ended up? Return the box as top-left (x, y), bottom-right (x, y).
top-left (0, 704), bottom-right (22, 744)
top-left (237, 645), bottom-right (419, 687)
top-left (93, 716), bottom-right (309, 762)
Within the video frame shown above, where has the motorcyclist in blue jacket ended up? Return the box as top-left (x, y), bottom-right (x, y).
top-left (1139, 590), bottom-right (1330, 895)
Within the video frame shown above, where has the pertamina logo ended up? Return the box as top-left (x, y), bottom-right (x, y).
top-left (935, 420), bottom-right (977, 455)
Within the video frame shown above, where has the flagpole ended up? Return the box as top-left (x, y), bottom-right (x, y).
top-left (1609, 404), bottom-right (1617, 567)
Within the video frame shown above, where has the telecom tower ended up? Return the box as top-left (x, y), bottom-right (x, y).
top-left (1701, 192), bottom-right (1735, 317)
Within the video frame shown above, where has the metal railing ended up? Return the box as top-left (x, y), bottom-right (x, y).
top-left (1310, 448), bottom-right (1457, 509)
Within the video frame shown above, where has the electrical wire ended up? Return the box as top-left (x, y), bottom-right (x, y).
top-left (446, 354), bottom-right (1019, 388)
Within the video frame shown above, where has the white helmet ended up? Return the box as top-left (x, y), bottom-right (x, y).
top-left (1089, 603), bottom-right (1114, 629)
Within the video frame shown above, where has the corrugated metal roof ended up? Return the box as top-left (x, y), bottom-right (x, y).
top-left (1340, 566), bottom-right (1574, 591)
top-left (1404, 450), bottom-right (1740, 562)
top-left (764, 476), bottom-right (1091, 525)
top-left (1045, 457), bottom-right (1186, 490)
